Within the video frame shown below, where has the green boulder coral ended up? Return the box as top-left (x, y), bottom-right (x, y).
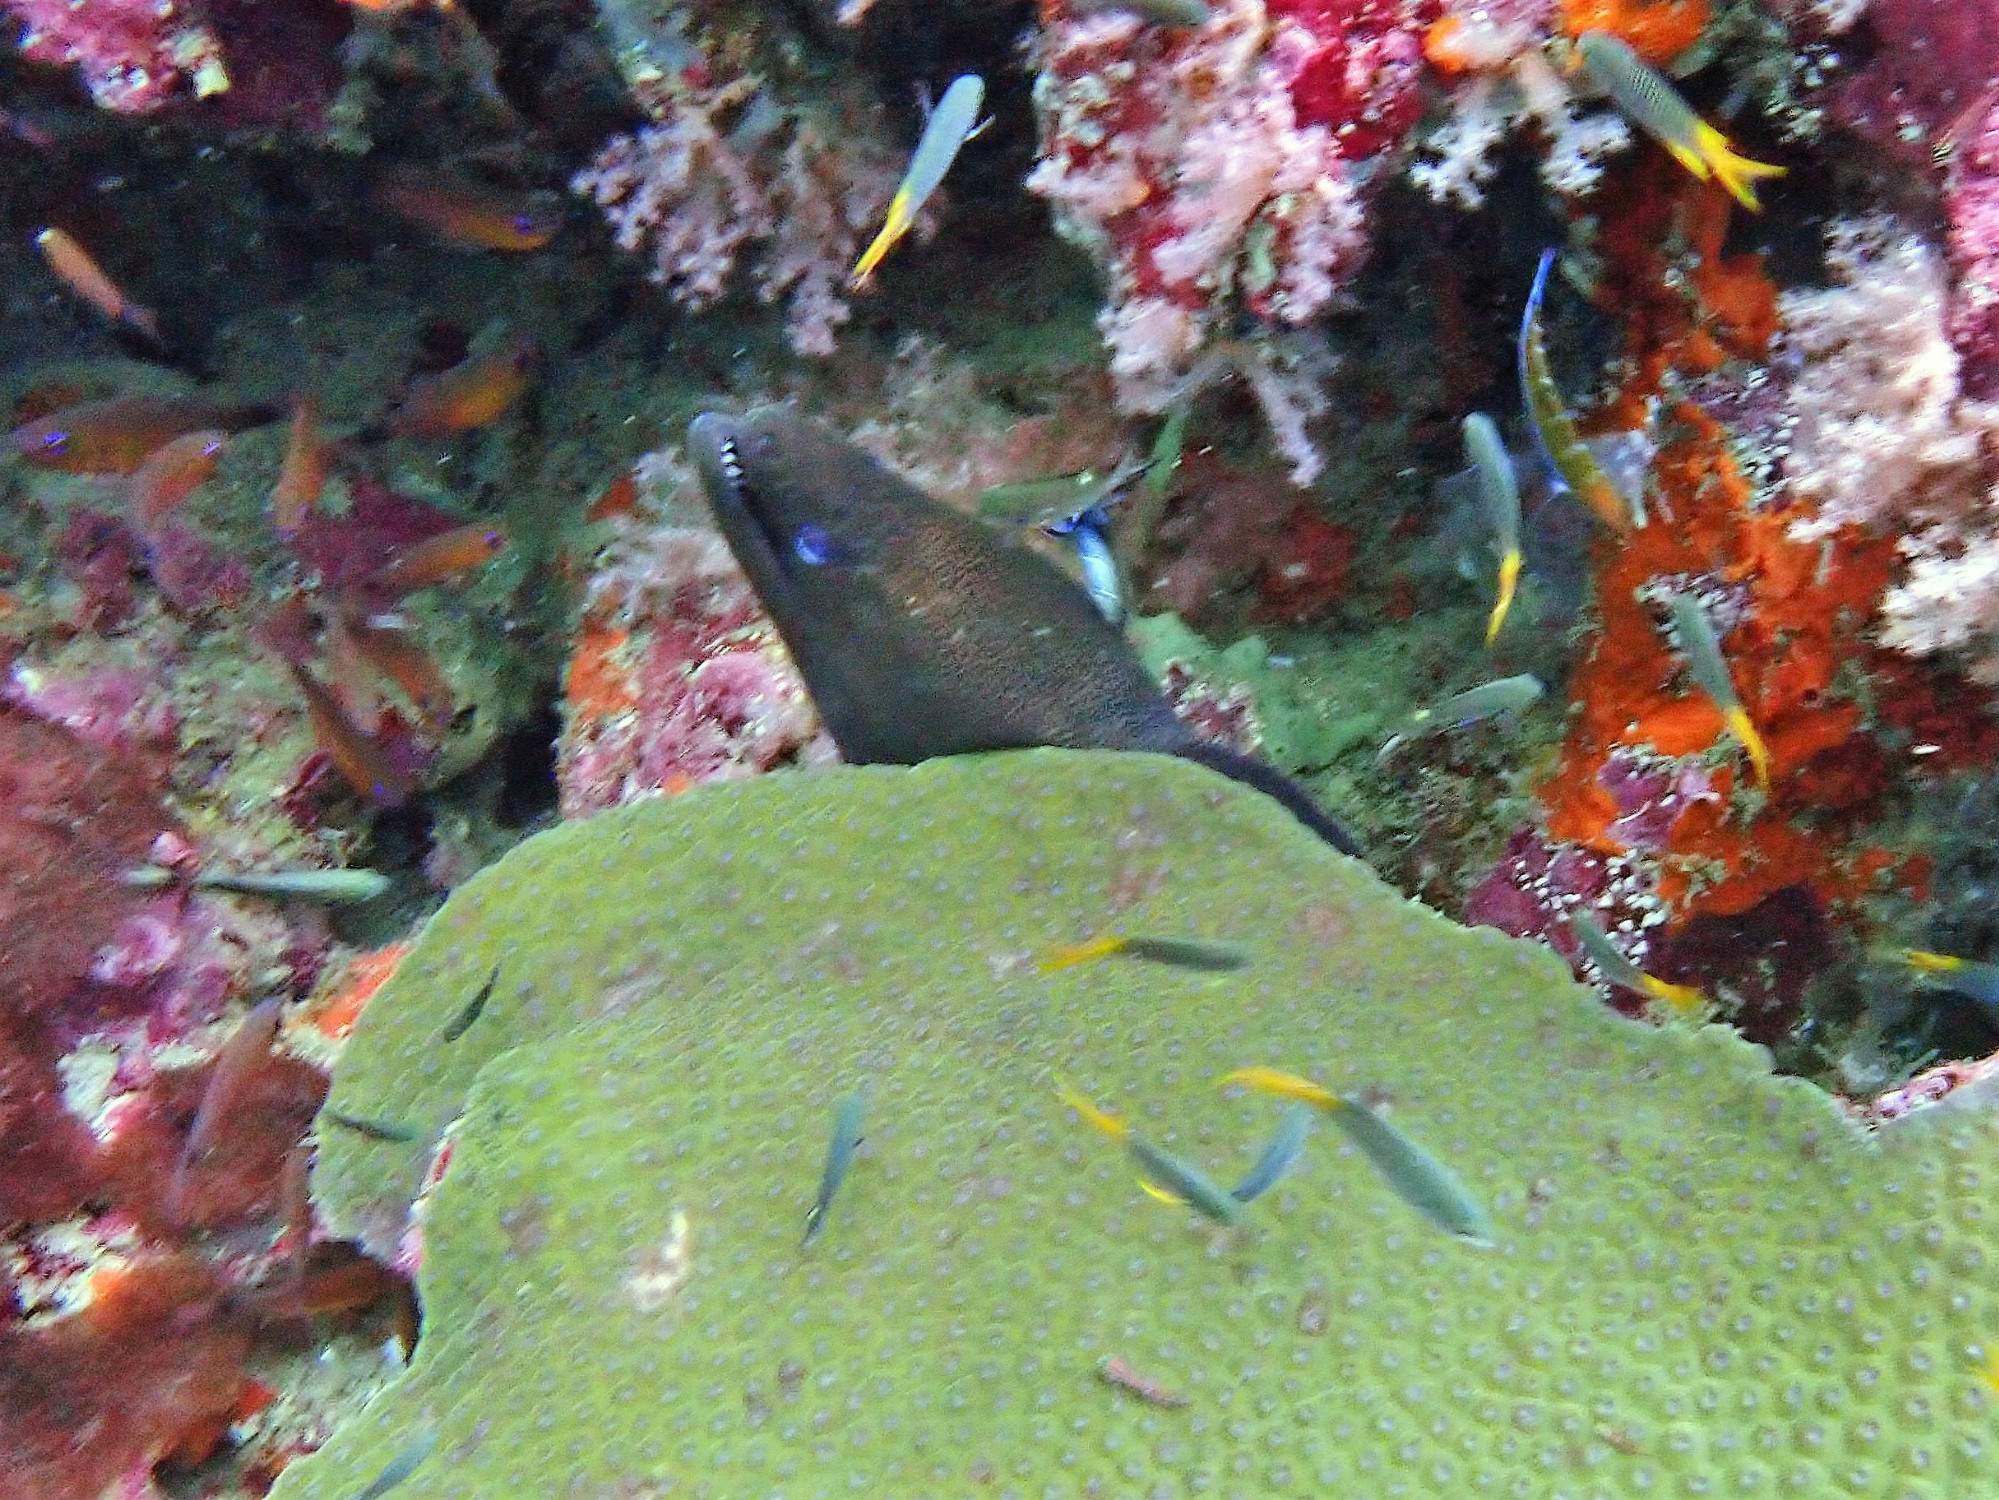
top-left (282, 751), bottom-right (1996, 1499)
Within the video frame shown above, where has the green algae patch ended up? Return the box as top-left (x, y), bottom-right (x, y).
top-left (286, 751), bottom-right (1998, 1499)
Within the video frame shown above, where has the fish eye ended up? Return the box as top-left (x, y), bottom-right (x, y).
top-left (41, 429), bottom-right (67, 452)
top-left (792, 523), bottom-right (833, 567)
top-left (511, 215), bottom-right (537, 236)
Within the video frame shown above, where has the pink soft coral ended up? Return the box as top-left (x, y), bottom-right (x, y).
top-left (5, 0), bottom-right (225, 112)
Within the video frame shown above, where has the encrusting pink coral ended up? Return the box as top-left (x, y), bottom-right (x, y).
top-left (558, 516), bottom-right (833, 819)
top-left (3, 0), bottom-right (227, 113)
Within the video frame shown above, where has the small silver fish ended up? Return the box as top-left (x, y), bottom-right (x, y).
top-left (121, 865), bottom-right (391, 903)
top-left (1376, 674), bottom-right (1544, 763)
top-left (1071, 515), bottom-right (1125, 626)
top-left (352, 1428), bottom-right (438, 1500)
top-left (1221, 1068), bottom-right (1493, 1246)
top-left (1229, 1102), bottom-right (1312, 1204)
top-left (803, 1088), bottom-right (867, 1246)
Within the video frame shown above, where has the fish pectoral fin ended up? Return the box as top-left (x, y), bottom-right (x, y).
top-left (1136, 1178), bottom-right (1187, 1207)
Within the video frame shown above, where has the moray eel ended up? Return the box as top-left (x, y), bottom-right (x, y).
top-left (688, 405), bottom-right (1359, 856)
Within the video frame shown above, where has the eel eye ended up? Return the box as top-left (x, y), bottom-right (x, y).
top-left (792, 523), bottom-right (834, 566)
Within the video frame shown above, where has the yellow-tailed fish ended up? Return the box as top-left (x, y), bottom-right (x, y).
top-left (321, 1108), bottom-right (422, 1144)
top-left (1567, 910), bottom-right (1705, 1016)
top-left (1040, 933), bottom-right (1249, 973)
top-left (1462, 412), bottom-right (1521, 646)
top-left (1898, 949), bottom-right (1999, 1016)
top-left (850, 74), bottom-right (984, 288)
top-left (1376, 673), bottom-right (1543, 764)
top-left (1666, 592), bottom-right (1771, 792)
top-left (1575, 31), bottom-right (1786, 211)
top-left (1519, 250), bottom-right (1635, 534)
top-left (1055, 1078), bottom-right (1245, 1226)
top-left (1220, 1067), bottom-right (1494, 1245)
top-left (803, 1087), bottom-right (868, 1245)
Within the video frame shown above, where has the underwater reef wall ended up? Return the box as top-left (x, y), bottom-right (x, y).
top-left (282, 750), bottom-right (1996, 1498)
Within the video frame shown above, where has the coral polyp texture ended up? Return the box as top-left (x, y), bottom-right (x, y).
top-left (283, 751), bottom-right (1993, 1499)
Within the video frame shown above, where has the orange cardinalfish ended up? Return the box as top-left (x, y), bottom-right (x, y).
top-left (11, 394), bottom-right (276, 473)
top-left (284, 659), bottom-right (416, 805)
top-left (271, 397), bottom-right (328, 535)
top-left (128, 430), bottom-right (226, 527)
top-left (391, 338), bottom-right (535, 438)
top-left (36, 227), bottom-right (161, 343)
top-left (340, 613), bottom-right (456, 729)
top-left (371, 167), bottom-right (565, 253)
top-left (371, 523), bottom-right (508, 596)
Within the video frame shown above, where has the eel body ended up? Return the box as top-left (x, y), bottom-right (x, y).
top-left (688, 405), bottom-right (1357, 855)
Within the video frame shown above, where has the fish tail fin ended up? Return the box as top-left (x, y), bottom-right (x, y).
top-left (1485, 549), bottom-right (1521, 647)
top-left (124, 302), bottom-right (163, 344)
top-left (1055, 1077), bottom-right (1127, 1140)
top-left (849, 188), bottom-right (912, 287)
top-left (1641, 975), bottom-right (1706, 1017)
top-left (1725, 705), bottom-right (1773, 792)
top-left (1696, 120), bottom-right (1786, 211)
top-left (1041, 935), bottom-right (1127, 971)
top-left (1220, 1066), bottom-right (1337, 1107)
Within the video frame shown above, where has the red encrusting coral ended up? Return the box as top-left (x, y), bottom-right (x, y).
top-left (1465, 163), bottom-right (1993, 1031)
top-left (0, 1256), bottom-right (253, 1500)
